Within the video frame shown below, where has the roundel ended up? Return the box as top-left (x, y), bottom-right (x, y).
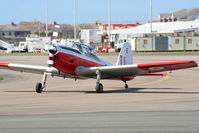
top-left (147, 66), bottom-right (165, 71)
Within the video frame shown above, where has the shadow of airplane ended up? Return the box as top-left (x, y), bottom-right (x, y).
top-left (4, 87), bottom-right (199, 95)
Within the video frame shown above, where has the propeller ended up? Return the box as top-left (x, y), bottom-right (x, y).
top-left (48, 45), bottom-right (57, 55)
top-left (48, 45), bottom-right (57, 67)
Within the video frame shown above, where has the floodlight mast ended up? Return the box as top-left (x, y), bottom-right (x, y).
top-left (45, 0), bottom-right (49, 37)
top-left (108, 0), bottom-right (111, 41)
top-left (150, 0), bottom-right (153, 33)
top-left (73, 0), bottom-right (77, 40)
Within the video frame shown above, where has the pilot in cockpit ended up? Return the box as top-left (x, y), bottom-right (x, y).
top-left (72, 43), bottom-right (82, 52)
top-left (71, 42), bottom-right (97, 57)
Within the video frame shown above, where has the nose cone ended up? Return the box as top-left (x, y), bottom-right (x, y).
top-left (49, 46), bottom-right (57, 55)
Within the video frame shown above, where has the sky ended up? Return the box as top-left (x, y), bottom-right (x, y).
top-left (1, 0), bottom-right (199, 25)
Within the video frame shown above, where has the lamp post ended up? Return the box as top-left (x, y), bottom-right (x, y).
top-left (150, 0), bottom-right (153, 33)
top-left (45, 0), bottom-right (49, 37)
top-left (108, 0), bottom-right (111, 41)
top-left (142, 16), bottom-right (146, 34)
top-left (73, 0), bottom-right (77, 40)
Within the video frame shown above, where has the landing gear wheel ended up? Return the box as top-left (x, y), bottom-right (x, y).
top-left (96, 83), bottom-right (103, 93)
top-left (35, 82), bottom-right (43, 93)
top-left (125, 83), bottom-right (128, 89)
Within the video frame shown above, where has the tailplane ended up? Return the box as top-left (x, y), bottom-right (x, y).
top-left (116, 42), bottom-right (133, 65)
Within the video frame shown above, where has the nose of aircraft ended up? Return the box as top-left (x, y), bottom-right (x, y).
top-left (49, 45), bottom-right (57, 55)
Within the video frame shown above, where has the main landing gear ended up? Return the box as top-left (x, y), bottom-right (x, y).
top-left (95, 70), bottom-right (103, 93)
top-left (95, 70), bottom-right (129, 93)
top-left (35, 71), bottom-right (129, 94)
top-left (35, 72), bottom-right (47, 93)
top-left (124, 81), bottom-right (128, 89)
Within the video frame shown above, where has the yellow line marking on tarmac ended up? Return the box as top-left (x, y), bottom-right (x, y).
top-left (105, 75), bottom-right (171, 91)
top-left (129, 75), bottom-right (170, 88)
top-left (77, 75), bottom-right (171, 92)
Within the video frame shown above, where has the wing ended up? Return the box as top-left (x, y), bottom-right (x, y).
top-left (75, 61), bottom-right (198, 79)
top-left (0, 63), bottom-right (72, 78)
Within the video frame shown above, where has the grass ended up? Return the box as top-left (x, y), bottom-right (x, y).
top-left (0, 52), bottom-right (48, 56)
top-left (0, 51), bottom-right (199, 56)
top-left (0, 77), bottom-right (4, 80)
top-left (99, 51), bottom-right (199, 55)
top-left (134, 51), bottom-right (199, 55)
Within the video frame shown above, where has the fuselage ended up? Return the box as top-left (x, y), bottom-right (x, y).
top-left (49, 44), bottom-right (134, 81)
top-left (50, 45), bottom-right (111, 75)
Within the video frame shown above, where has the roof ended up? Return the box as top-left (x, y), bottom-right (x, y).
top-left (103, 24), bottom-right (141, 28)
top-left (159, 13), bottom-right (172, 18)
top-left (159, 8), bottom-right (199, 21)
top-left (111, 20), bottom-right (199, 36)
top-left (0, 24), bottom-right (31, 32)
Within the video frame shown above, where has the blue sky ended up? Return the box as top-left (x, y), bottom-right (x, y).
top-left (1, 0), bottom-right (199, 25)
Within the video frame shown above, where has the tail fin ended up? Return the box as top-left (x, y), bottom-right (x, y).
top-left (116, 42), bottom-right (133, 65)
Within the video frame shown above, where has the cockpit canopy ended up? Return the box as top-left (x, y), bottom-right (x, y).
top-left (68, 42), bottom-right (97, 56)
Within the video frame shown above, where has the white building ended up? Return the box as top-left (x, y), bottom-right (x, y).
top-left (111, 20), bottom-right (199, 38)
top-left (80, 29), bottom-right (101, 44)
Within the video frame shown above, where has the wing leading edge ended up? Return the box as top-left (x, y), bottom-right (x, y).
top-left (0, 63), bottom-right (72, 78)
top-left (75, 60), bottom-right (198, 79)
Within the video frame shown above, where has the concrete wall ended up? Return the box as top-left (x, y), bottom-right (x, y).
top-left (80, 29), bottom-right (101, 44)
top-left (80, 30), bottom-right (90, 44)
top-left (89, 30), bottom-right (101, 44)
top-left (169, 37), bottom-right (185, 51)
top-left (185, 37), bottom-right (199, 50)
top-left (129, 38), bottom-right (136, 51)
top-left (135, 36), bottom-right (199, 51)
top-left (136, 37), bottom-right (153, 51)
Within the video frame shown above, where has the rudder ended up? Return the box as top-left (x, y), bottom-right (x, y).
top-left (116, 42), bottom-right (133, 65)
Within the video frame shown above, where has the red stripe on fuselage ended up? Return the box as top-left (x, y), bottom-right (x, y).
top-left (52, 52), bottom-right (103, 75)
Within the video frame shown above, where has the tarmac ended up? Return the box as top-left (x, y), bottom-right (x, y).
top-left (0, 54), bottom-right (199, 133)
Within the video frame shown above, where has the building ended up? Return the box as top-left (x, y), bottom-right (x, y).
top-left (0, 23), bottom-right (31, 38)
top-left (0, 22), bottom-right (31, 44)
top-left (159, 8), bottom-right (199, 22)
top-left (111, 20), bottom-right (199, 37)
top-left (110, 20), bottom-right (199, 51)
top-left (101, 24), bottom-right (141, 31)
top-left (80, 29), bottom-right (101, 45)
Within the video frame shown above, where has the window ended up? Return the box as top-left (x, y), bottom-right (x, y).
top-left (188, 39), bottom-right (192, 44)
top-left (144, 39), bottom-right (148, 44)
top-left (175, 39), bottom-right (179, 44)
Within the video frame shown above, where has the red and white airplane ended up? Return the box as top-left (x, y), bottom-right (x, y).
top-left (0, 42), bottom-right (198, 93)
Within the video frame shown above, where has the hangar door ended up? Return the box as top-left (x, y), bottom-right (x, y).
top-left (155, 37), bottom-right (169, 51)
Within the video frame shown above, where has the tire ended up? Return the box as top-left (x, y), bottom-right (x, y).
top-left (96, 83), bottom-right (103, 93)
top-left (125, 84), bottom-right (128, 89)
top-left (35, 82), bottom-right (43, 93)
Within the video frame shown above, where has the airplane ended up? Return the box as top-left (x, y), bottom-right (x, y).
top-left (0, 42), bottom-right (198, 93)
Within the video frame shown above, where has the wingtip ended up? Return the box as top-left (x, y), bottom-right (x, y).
top-left (0, 63), bottom-right (9, 68)
top-left (189, 60), bottom-right (198, 67)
